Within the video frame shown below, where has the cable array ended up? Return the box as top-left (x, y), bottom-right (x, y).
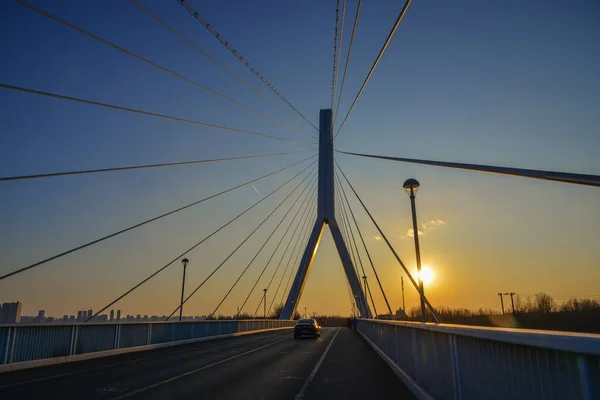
top-left (177, 0), bottom-right (319, 133)
top-left (335, 0), bottom-right (413, 139)
top-left (15, 0), bottom-right (309, 141)
top-left (1, 155), bottom-right (315, 282)
top-left (0, 150), bottom-right (314, 182)
top-left (334, 166), bottom-right (393, 316)
top-left (238, 178), bottom-right (318, 317)
top-left (209, 170), bottom-right (317, 318)
top-left (130, 0), bottom-right (316, 140)
top-left (88, 159), bottom-right (316, 321)
top-left (335, 161), bottom-right (441, 322)
top-left (165, 162), bottom-right (316, 320)
top-left (0, 84), bottom-right (306, 143)
top-left (333, 0), bottom-right (361, 129)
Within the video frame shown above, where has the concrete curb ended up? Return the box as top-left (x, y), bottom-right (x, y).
top-left (0, 327), bottom-right (292, 373)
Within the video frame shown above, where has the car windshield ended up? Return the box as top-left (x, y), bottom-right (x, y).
top-left (297, 319), bottom-right (314, 325)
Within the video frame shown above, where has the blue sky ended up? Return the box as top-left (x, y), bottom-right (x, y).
top-left (1, 0), bottom-right (599, 317)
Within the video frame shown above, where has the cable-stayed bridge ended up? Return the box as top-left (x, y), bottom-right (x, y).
top-left (1, 1), bottom-right (599, 399)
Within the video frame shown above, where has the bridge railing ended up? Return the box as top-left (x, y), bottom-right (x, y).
top-left (358, 319), bottom-right (600, 400)
top-left (0, 319), bottom-right (294, 369)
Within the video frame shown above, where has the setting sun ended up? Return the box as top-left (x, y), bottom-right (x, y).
top-left (414, 265), bottom-right (435, 286)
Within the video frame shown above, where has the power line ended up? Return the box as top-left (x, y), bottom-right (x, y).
top-left (16, 0), bottom-right (309, 140)
top-left (334, 0), bottom-right (413, 139)
top-left (337, 150), bottom-right (600, 188)
top-left (335, 160), bottom-right (441, 323)
top-left (333, 0), bottom-right (362, 129)
top-left (334, 166), bottom-right (393, 316)
top-left (0, 149), bottom-right (315, 182)
top-left (88, 159), bottom-right (317, 321)
top-left (210, 170), bottom-right (317, 318)
top-left (238, 176), bottom-right (318, 317)
top-left (177, 0), bottom-right (319, 133)
top-left (257, 188), bottom-right (317, 317)
top-left (0, 84), bottom-right (306, 143)
top-left (129, 0), bottom-right (317, 140)
top-left (165, 163), bottom-right (317, 320)
top-left (0, 155), bottom-right (315, 283)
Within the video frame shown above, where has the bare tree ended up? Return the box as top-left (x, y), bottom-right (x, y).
top-left (534, 292), bottom-right (555, 313)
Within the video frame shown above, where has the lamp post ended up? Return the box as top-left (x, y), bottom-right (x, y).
top-left (263, 289), bottom-right (267, 318)
top-left (403, 178), bottom-right (427, 323)
top-left (179, 258), bottom-right (189, 322)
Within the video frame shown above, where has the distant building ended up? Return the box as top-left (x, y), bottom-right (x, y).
top-left (116, 309), bottom-right (121, 321)
top-left (395, 308), bottom-right (406, 319)
top-left (35, 310), bottom-right (46, 323)
top-left (87, 309), bottom-right (92, 319)
top-left (110, 310), bottom-right (114, 321)
top-left (63, 314), bottom-right (69, 322)
top-left (77, 310), bottom-right (83, 321)
top-left (0, 302), bottom-right (23, 324)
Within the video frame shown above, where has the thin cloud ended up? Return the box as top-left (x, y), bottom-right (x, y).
top-left (407, 228), bottom-right (423, 237)
top-left (422, 219), bottom-right (446, 229)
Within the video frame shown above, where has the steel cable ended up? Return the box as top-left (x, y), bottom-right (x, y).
top-left (0, 150), bottom-right (315, 182)
top-left (208, 169), bottom-right (317, 318)
top-left (335, 0), bottom-right (413, 139)
top-left (335, 161), bottom-right (442, 323)
top-left (0, 84), bottom-right (306, 143)
top-left (177, 0), bottom-right (319, 133)
top-left (0, 155), bottom-right (315, 282)
top-left (165, 163), bottom-right (317, 320)
top-left (87, 159), bottom-right (316, 321)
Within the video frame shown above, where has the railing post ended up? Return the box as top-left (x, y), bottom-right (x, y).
top-left (412, 328), bottom-right (420, 384)
top-left (114, 324), bottom-right (121, 350)
top-left (3, 327), bottom-right (12, 365)
top-left (449, 334), bottom-right (462, 400)
top-left (578, 355), bottom-right (599, 400)
top-left (69, 325), bottom-right (78, 356)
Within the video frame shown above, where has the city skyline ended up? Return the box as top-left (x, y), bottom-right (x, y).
top-left (1, 1), bottom-right (599, 318)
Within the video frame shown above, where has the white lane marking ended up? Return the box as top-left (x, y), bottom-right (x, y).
top-left (114, 336), bottom-right (291, 399)
top-left (294, 327), bottom-right (340, 400)
top-left (0, 331), bottom-right (287, 389)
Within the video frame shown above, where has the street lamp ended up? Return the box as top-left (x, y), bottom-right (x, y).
top-left (179, 258), bottom-right (189, 322)
top-left (403, 178), bottom-right (427, 323)
top-left (263, 289), bottom-right (267, 318)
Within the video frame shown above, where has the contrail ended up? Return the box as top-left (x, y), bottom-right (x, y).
top-left (251, 185), bottom-right (261, 197)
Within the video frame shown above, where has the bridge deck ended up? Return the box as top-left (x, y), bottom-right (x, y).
top-left (0, 327), bottom-right (414, 399)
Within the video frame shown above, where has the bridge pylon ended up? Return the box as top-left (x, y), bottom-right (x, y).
top-left (280, 109), bottom-right (372, 320)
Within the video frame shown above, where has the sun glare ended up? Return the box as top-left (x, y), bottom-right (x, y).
top-left (415, 265), bottom-right (435, 286)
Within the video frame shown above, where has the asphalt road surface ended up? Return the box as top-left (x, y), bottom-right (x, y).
top-left (0, 328), bottom-right (415, 399)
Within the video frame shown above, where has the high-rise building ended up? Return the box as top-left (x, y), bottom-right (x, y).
top-left (77, 310), bottom-right (83, 321)
top-left (0, 302), bottom-right (22, 324)
top-left (116, 309), bottom-right (121, 321)
top-left (110, 310), bottom-right (114, 321)
top-left (36, 310), bottom-right (46, 323)
top-left (87, 309), bottom-right (92, 319)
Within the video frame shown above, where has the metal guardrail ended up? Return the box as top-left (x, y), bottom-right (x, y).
top-left (0, 319), bottom-right (294, 366)
top-left (358, 319), bottom-right (600, 400)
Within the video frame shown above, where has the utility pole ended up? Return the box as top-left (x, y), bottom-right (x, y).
top-left (304, 306), bottom-right (307, 318)
top-left (263, 289), bottom-right (267, 318)
top-left (506, 292), bottom-right (516, 313)
top-left (401, 276), bottom-right (406, 320)
top-left (497, 292), bottom-right (505, 315)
